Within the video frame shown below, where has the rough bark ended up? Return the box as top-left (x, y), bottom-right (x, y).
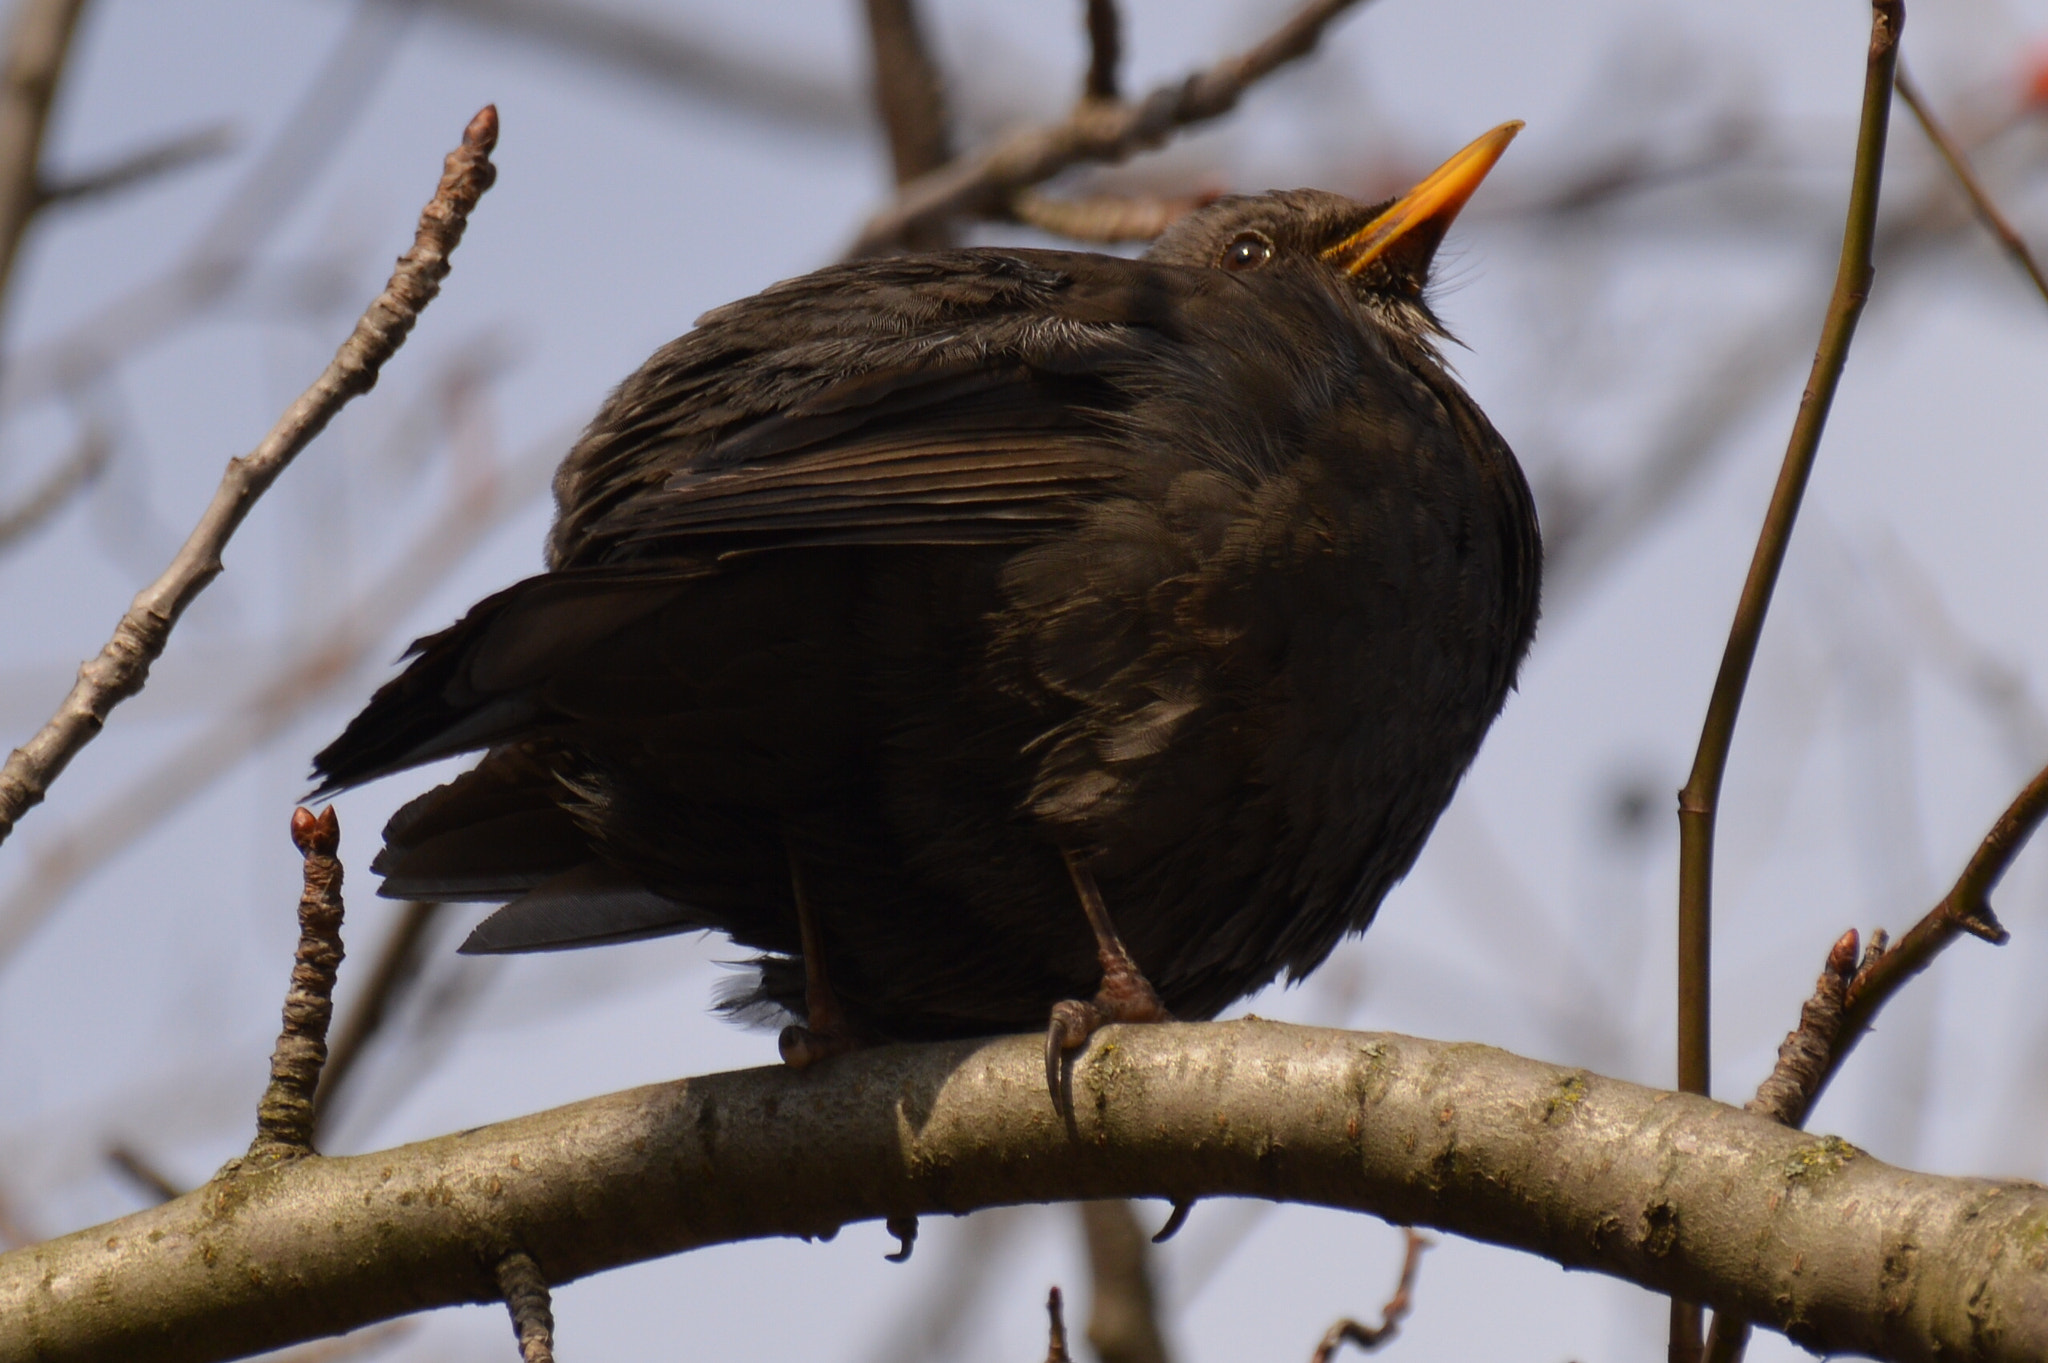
top-left (0, 1021), bottom-right (2041, 1363)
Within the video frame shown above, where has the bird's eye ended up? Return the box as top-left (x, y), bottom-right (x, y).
top-left (1222, 232), bottom-right (1274, 271)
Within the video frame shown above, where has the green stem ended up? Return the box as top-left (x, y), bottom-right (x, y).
top-left (1675, 3), bottom-right (1902, 1358)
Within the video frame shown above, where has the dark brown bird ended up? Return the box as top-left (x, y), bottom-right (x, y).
top-left (312, 124), bottom-right (1540, 1101)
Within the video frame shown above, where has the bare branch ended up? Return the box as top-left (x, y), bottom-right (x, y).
top-left (1079, 1201), bottom-right (1170, 1363)
top-left (495, 1251), bottom-right (556, 1363)
top-left (0, 410), bottom-right (560, 967)
top-left (1, 1022), bottom-right (2042, 1363)
top-left (244, 807), bottom-right (347, 1167)
top-left (1743, 929), bottom-right (1860, 1126)
top-left (1545, 101), bottom-right (2048, 608)
top-left (0, 106), bottom-right (498, 850)
top-left (1672, 0), bottom-right (1901, 1166)
top-left (0, 0), bottom-right (88, 307)
top-left (864, 0), bottom-right (952, 186)
top-left (1083, 0), bottom-right (1122, 102)
top-left (1896, 64), bottom-right (2048, 310)
top-left (1705, 756), bottom-right (2045, 1363)
top-left (0, 3), bottom-right (411, 419)
top-left (38, 123), bottom-right (235, 208)
top-left (1043, 1286), bottom-right (1072, 1363)
top-left (1009, 188), bottom-right (1209, 243)
top-left (1822, 758), bottom-right (2043, 1083)
top-left (106, 1145), bottom-right (183, 1205)
top-left (1309, 1229), bottom-right (1430, 1362)
top-left (1673, 13), bottom-right (1902, 1348)
top-left (845, 0), bottom-right (1371, 256)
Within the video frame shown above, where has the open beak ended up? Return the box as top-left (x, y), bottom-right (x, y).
top-left (1321, 121), bottom-right (1522, 283)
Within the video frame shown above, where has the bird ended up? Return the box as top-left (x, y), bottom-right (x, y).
top-left (311, 122), bottom-right (1541, 1105)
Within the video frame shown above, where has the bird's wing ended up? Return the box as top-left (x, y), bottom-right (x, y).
top-left (546, 249), bottom-right (1204, 567)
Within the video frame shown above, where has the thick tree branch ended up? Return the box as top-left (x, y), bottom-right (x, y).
top-left (0, 1021), bottom-right (2041, 1363)
top-left (1706, 753), bottom-right (2043, 1362)
top-left (844, 0), bottom-right (1370, 256)
top-left (0, 106), bottom-right (497, 850)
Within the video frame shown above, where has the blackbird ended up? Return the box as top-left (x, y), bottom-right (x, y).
top-left (312, 123), bottom-right (1541, 1097)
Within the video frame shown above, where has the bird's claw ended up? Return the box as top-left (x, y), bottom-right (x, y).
top-left (1044, 999), bottom-right (1107, 1122)
top-left (884, 1214), bottom-right (919, 1262)
top-left (1043, 982), bottom-right (1172, 1121)
top-left (780, 1023), bottom-right (861, 1070)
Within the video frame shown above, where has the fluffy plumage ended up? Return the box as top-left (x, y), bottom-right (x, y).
top-left (312, 186), bottom-right (1541, 1040)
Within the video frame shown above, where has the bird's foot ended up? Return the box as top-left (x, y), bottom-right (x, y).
top-left (779, 1020), bottom-right (863, 1070)
top-left (1043, 967), bottom-right (1172, 1120)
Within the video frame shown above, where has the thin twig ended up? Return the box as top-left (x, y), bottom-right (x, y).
top-left (0, 5), bottom-right (411, 419)
top-left (845, 0), bottom-right (1371, 256)
top-left (1742, 929), bottom-right (1860, 1125)
top-left (0, 105), bottom-right (498, 850)
top-left (1083, 0), bottom-right (1122, 102)
top-left (1309, 1229), bottom-right (1431, 1362)
top-left (0, 412), bottom-right (558, 969)
top-left (1825, 760), bottom-right (2041, 1090)
top-left (1704, 757), bottom-right (2041, 1362)
top-left (1043, 1286), bottom-right (1072, 1363)
top-left (1670, 4), bottom-right (1901, 1357)
top-left (38, 123), bottom-right (235, 208)
top-left (105, 1145), bottom-right (182, 1205)
top-left (1895, 64), bottom-right (2048, 310)
top-left (1545, 98), bottom-right (2048, 608)
top-left (496, 1251), bottom-right (556, 1363)
top-left (246, 807), bottom-right (347, 1166)
top-left (0, 0), bottom-right (88, 308)
top-left (1079, 1201), bottom-right (1170, 1363)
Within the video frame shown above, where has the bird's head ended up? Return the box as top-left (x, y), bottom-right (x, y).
top-left (1146, 121), bottom-right (1522, 341)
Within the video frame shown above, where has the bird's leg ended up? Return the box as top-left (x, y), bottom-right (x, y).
top-left (778, 850), bottom-right (862, 1069)
top-left (1045, 849), bottom-right (1173, 1112)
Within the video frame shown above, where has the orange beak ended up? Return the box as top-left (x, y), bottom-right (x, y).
top-left (1321, 121), bottom-right (1523, 282)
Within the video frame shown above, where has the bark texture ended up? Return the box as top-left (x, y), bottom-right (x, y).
top-left (0, 1021), bottom-right (2041, 1363)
